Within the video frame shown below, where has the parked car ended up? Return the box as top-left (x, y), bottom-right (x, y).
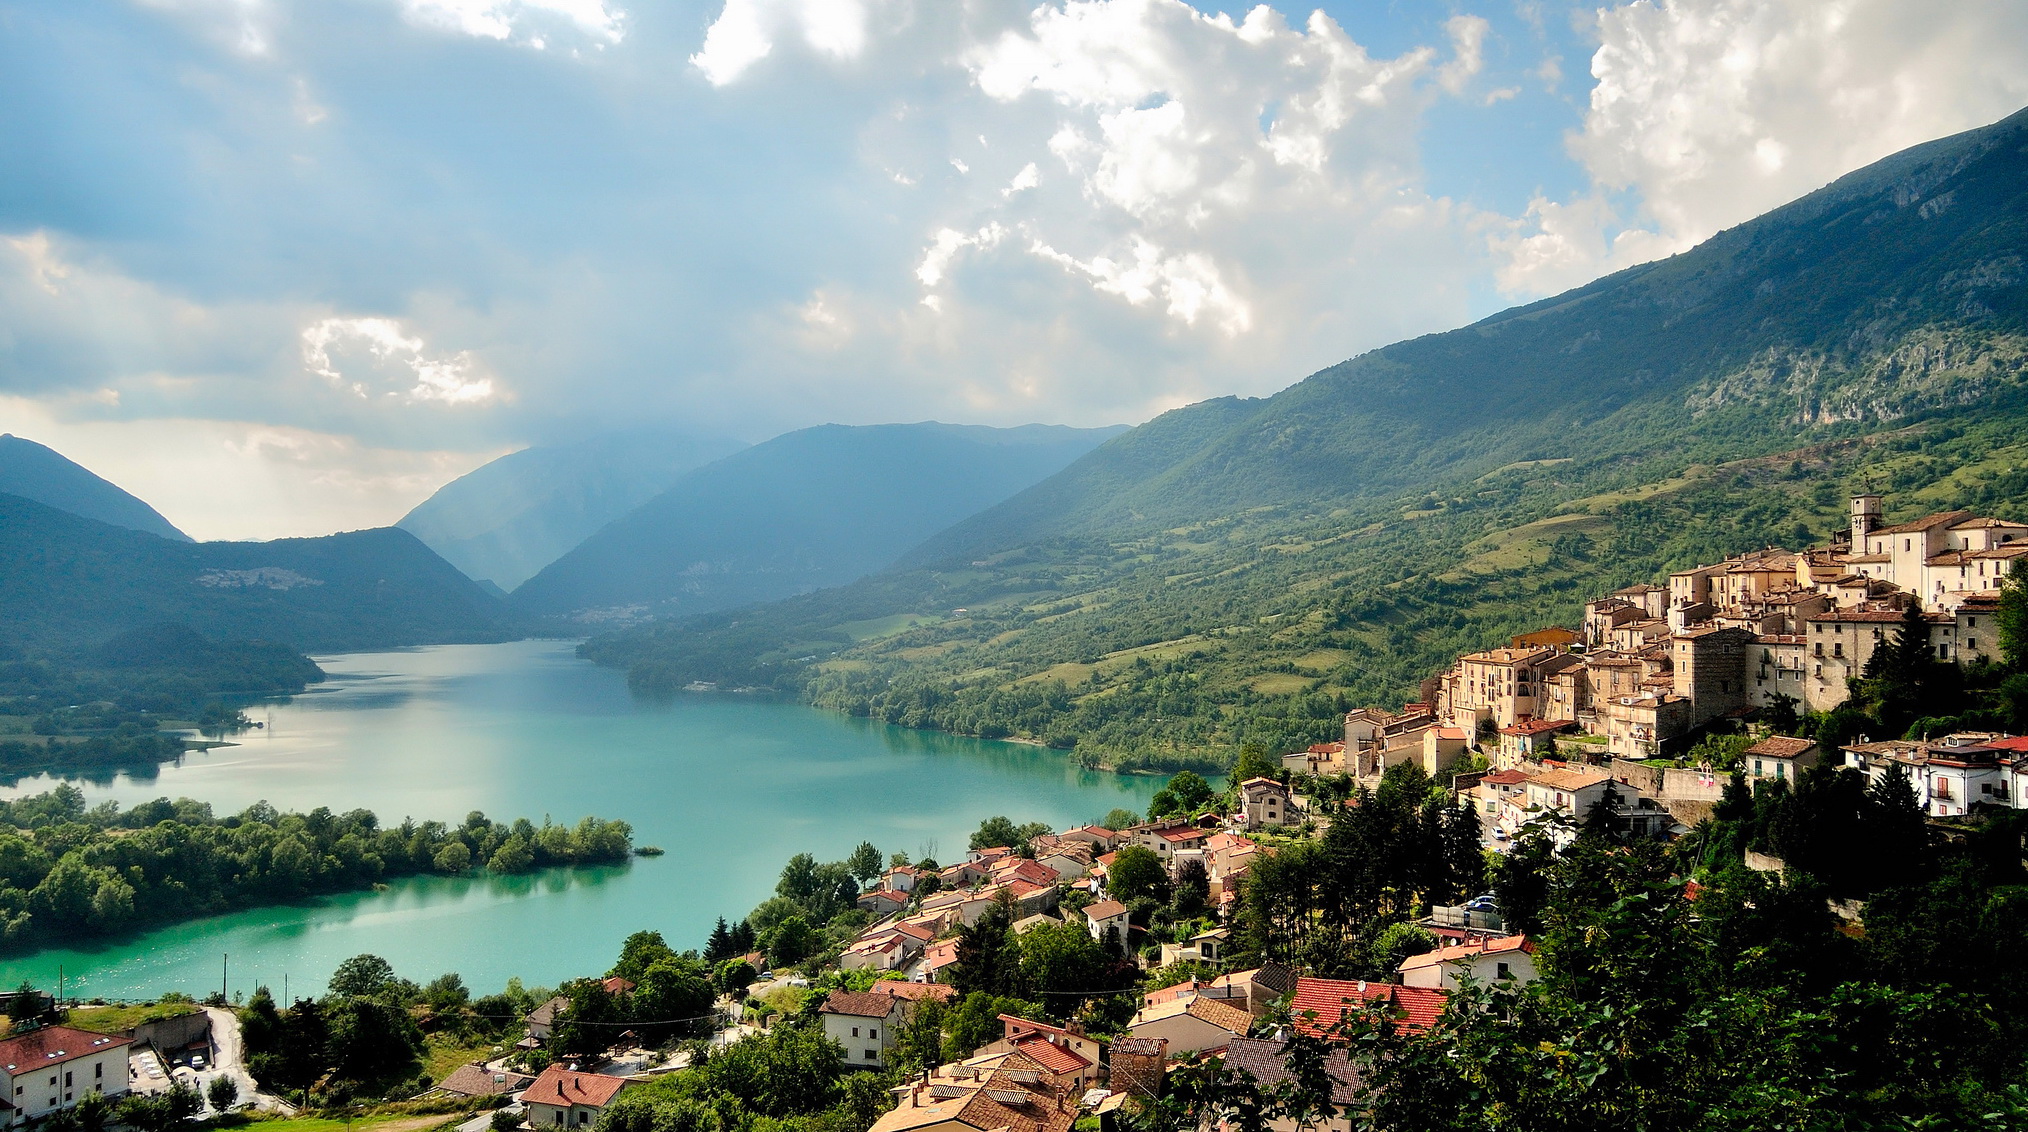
top-left (190, 1054), bottom-right (207, 1070)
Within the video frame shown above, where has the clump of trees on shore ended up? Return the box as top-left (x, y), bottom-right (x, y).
top-left (0, 786), bottom-right (631, 948)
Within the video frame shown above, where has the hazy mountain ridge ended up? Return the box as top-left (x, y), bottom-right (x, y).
top-left (0, 433), bottom-right (191, 542)
top-left (584, 105), bottom-right (2028, 768)
top-left (0, 492), bottom-right (519, 653)
top-left (511, 422), bottom-right (1127, 621)
top-left (398, 429), bottom-right (749, 590)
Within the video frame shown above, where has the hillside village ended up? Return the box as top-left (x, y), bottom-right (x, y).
top-left (29, 490), bottom-right (2028, 1132)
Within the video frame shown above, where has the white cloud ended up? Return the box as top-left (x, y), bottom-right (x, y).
top-left (1496, 0), bottom-right (2028, 296)
top-left (0, 396), bottom-right (506, 541)
top-left (402, 0), bottom-right (625, 46)
top-left (691, 0), bottom-right (873, 85)
top-left (1436, 15), bottom-right (1489, 95)
top-left (301, 317), bottom-right (500, 405)
top-left (1003, 162), bottom-right (1040, 196)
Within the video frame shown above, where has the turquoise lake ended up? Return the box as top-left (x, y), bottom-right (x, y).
top-left (1, 640), bottom-right (1163, 1001)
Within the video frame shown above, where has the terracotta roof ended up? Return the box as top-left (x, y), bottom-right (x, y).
top-left (1132, 993), bottom-right (1252, 1035)
top-left (1289, 977), bottom-right (1445, 1037)
top-left (1397, 935), bottom-right (1534, 973)
top-left (1872, 510), bottom-right (1973, 535)
top-left (920, 939), bottom-right (961, 970)
top-left (526, 996), bottom-right (568, 1027)
top-left (1010, 1034), bottom-right (1092, 1074)
top-left (600, 977), bottom-right (635, 996)
top-left (1481, 769), bottom-right (1531, 786)
top-left (525, 1066), bottom-right (631, 1109)
top-left (1083, 899), bottom-right (1128, 919)
top-left (1744, 736), bottom-right (1816, 759)
top-left (873, 980), bottom-right (959, 1003)
top-left (1499, 718), bottom-right (1574, 736)
top-left (1223, 1037), bottom-right (1361, 1106)
top-left (1529, 767), bottom-right (1610, 791)
top-left (821, 991), bottom-right (899, 1019)
top-left (1157, 826), bottom-right (1208, 843)
top-left (0, 1027), bottom-right (131, 1071)
top-left (439, 1064), bottom-right (533, 1097)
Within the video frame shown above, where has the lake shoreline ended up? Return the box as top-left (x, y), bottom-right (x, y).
top-left (0, 641), bottom-right (1164, 1000)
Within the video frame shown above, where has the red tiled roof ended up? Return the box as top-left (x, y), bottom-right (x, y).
top-left (1872, 510), bottom-right (1973, 536)
top-left (0, 1027), bottom-right (131, 1071)
top-left (1289, 977), bottom-right (1445, 1037)
top-left (1744, 736), bottom-right (1816, 759)
top-left (1010, 1034), bottom-right (1092, 1074)
top-left (1499, 718), bottom-right (1573, 737)
top-left (821, 991), bottom-right (900, 1019)
top-left (1157, 826), bottom-right (1207, 842)
top-left (872, 980), bottom-right (958, 1003)
top-left (1084, 899), bottom-right (1128, 919)
top-left (1397, 935), bottom-right (1533, 973)
top-left (1481, 770), bottom-right (1531, 786)
top-left (526, 1066), bottom-right (631, 1109)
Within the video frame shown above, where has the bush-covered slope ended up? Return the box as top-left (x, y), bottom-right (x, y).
top-left (511, 422), bottom-right (1126, 621)
top-left (586, 106), bottom-right (2028, 771)
top-left (0, 493), bottom-right (520, 653)
top-left (398, 428), bottom-right (748, 590)
top-left (0, 433), bottom-right (190, 541)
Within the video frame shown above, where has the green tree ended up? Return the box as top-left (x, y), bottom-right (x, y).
top-left (205, 1076), bottom-right (239, 1114)
top-left (611, 930), bottom-right (679, 983)
top-left (846, 841), bottom-right (883, 883)
top-left (327, 954), bottom-right (398, 999)
top-left (1999, 559), bottom-right (2028, 671)
top-left (1099, 807), bottom-right (1141, 831)
top-left (969, 816), bottom-right (1023, 850)
top-left (1106, 845), bottom-right (1171, 908)
top-left (1230, 742), bottom-right (1281, 783)
top-left (763, 915), bottom-right (819, 967)
top-left (698, 1026), bottom-right (844, 1118)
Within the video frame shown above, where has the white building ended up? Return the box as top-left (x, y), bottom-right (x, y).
top-left (0, 1026), bottom-right (130, 1125)
top-left (818, 991), bottom-right (905, 1069)
top-left (1397, 935), bottom-right (1538, 991)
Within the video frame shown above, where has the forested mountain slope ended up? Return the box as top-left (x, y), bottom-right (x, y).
top-left (511, 422), bottom-right (1125, 622)
top-left (587, 106), bottom-right (2028, 771)
top-left (399, 428), bottom-right (748, 591)
top-left (0, 493), bottom-right (519, 653)
top-left (0, 434), bottom-right (190, 541)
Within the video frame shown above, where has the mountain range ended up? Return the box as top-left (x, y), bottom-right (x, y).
top-left (0, 492), bottom-right (517, 654)
top-left (510, 422), bottom-right (1126, 622)
top-left (583, 104), bottom-right (2028, 769)
top-left (397, 428), bottom-right (749, 592)
top-left (0, 434), bottom-right (190, 541)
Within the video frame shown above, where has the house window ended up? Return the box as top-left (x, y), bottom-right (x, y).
top-left (553, 1115), bottom-right (563, 1126)
top-left (578, 1114), bottom-right (589, 1125)
top-left (1939, 645), bottom-right (1950, 659)
top-left (1497, 962), bottom-right (1510, 979)
top-left (865, 1049), bottom-right (878, 1061)
top-left (869, 1029), bottom-right (878, 1040)
top-left (1776, 763), bottom-right (1786, 780)
top-left (851, 1026), bottom-right (860, 1038)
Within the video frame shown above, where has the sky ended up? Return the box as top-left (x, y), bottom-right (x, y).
top-left (2, 0), bottom-right (2026, 540)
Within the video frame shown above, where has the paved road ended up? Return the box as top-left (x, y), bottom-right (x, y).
top-left (135, 1007), bottom-right (290, 1115)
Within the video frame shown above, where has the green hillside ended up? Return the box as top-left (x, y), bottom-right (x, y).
top-left (586, 106), bottom-right (2028, 772)
top-left (511, 422), bottom-right (1126, 622)
top-left (0, 433), bottom-right (190, 541)
top-left (398, 427), bottom-right (748, 590)
top-left (0, 493), bottom-right (521, 654)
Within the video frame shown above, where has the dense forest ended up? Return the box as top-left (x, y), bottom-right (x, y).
top-left (0, 787), bottom-right (632, 950)
top-left (1153, 782), bottom-right (2028, 1131)
top-left (0, 623), bottom-right (324, 779)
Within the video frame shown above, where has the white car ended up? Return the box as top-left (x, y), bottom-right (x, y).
top-left (191, 1055), bottom-right (207, 1070)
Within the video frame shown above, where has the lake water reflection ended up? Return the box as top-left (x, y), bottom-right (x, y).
top-left (3, 641), bottom-right (1162, 999)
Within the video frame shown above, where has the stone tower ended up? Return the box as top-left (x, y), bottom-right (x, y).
top-left (1850, 493), bottom-right (1883, 549)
